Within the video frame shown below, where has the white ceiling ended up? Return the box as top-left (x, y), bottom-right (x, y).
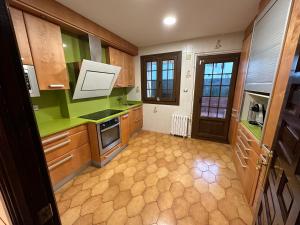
top-left (56, 0), bottom-right (260, 47)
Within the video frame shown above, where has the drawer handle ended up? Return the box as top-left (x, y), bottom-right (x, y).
top-left (49, 84), bottom-right (65, 88)
top-left (237, 136), bottom-right (251, 151)
top-left (48, 154), bottom-right (73, 171)
top-left (44, 139), bottom-right (71, 154)
top-left (235, 148), bottom-right (247, 168)
top-left (236, 143), bottom-right (248, 159)
top-left (122, 114), bottom-right (128, 118)
top-left (42, 132), bottom-right (70, 145)
top-left (262, 144), bottom-right (273, 157)
top-left (238, 129), bottom-right (254, 143)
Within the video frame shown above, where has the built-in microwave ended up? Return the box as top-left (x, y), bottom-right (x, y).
top-left (23, 65), bottom-right (40, 97)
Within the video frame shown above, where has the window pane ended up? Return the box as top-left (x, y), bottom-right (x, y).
top-left (212, 75), bottom-right (221, 85)
top-left (162, 70), bottom-right (168, 80)
top-left (222, 74), bottom-right (231, 85)
top-left (162, 89), bottom-right (173, 98)
top-left (162, 61), bottom-right (168, 70)
top-left (220, 86), bottom-right (229, 97)
top-left (204, 64), bottom-right (213, 74)
top-left (219, 97), bottom-right (228, 107)
top-left (213, 63), bottom-right (223, 74)
top-left (147, 62), bottom-right (152, 71)
top-left (211, 86), bottom-right (220, 97)
top-left (204, 75), bottom-right (212, 85)
top-left (202, 97), bottom-right (210, 106)
top-left (168, 70), bottom-right (174, 80)
top-left (203, 86), bottom-right (211, 96)
top-left (162, 80), bottom-right (167, 89)
top-left (210, 97), bottom-right (219, 107)
top-left (223, 62), bottom-right (233, 73)
top-left (147, 72), bottom-right (151, 80)
top-left (168, 60), bottom-right (174, 69)
top-left (152, 71), bottom-right (157, 80)
top-left (152, 62), bottom-right (157, 70)
top-left (147, 89), bottom-right (156, 98)
top-left (217, 108), bottom-right (227, 118)
top-left (147, 81), bottom-right (156, 89)
top-left (201, 107), bottom-right (209, 117)
top-left (209, 108), bottom-right (217, 118)
top-left (168, 80), bottom-right (173, 90)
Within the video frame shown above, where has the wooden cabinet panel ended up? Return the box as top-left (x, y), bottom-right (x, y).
top-left (23, 13), bottom-right (69, 90)
top-left (128, 106), bottom-right (143, 136)
top-left (108, 47), bottom-right (135, 87)
top-left (10, 7), bottom-right (33, 65)
top-left (121, 114), bottom-right (129, 146)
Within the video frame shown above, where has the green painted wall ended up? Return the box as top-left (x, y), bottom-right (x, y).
top-left (31, 31), bottom-right (127, 123)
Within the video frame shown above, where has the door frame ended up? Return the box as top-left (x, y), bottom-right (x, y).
top-left (0, 1), bottom-right (61, 224)
top-left (191, 53), bottom-right (240, 142)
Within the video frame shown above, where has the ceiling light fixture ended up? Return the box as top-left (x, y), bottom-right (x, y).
top-left (163, 16), bottom-right (176, 26)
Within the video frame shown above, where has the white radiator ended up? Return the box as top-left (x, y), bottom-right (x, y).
top-left (171, 114), bottom-right (189, 137)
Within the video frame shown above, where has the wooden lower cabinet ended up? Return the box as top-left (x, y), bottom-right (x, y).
top-left (42, 125), bottom-right (91, 188)
top-left (129, 106), bottom-right (143, 136)
top-left (233, 123), bottom-right (261, 206)
top-left (121, 113), bottom-right (129, 146)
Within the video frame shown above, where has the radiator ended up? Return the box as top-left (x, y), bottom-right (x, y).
top-left (171, 114), bottom-right (189, 137)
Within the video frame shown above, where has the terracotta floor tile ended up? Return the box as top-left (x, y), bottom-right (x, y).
top-left (55, 131), bottom-right (253, 225)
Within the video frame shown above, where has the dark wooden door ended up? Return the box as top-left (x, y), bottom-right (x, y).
top-left (254, 51), bottom-right (300, 225)
top-left (192, 53), bottom-right (240, 142)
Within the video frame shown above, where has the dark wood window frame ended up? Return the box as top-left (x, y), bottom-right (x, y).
top-left (141, 51), bottom-right (182, 105)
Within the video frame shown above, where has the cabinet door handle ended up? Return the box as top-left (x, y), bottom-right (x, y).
top-left (237, 136), bottom-right (251, 152)
top-left (49, 84), bottom-right (65, 88)
top-left (48, 154), bottom-right (73, 171)
top-left (238, 129), bottom-right (254, 143)
top-left (236, 143), bottom-right (248, 159)
top-left (122, 114), bottom-right (128, 118)
top-left (235, 148), bottom-right (247, 168)
top-left (42, 132), bottom-right (69, 145)
top-left (44, 139), bottom-right (71, 154)
top-left (232, 109), bottom-right (238, 112)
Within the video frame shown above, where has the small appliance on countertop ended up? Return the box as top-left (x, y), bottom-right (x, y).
top-left (247, 102), bottom-right (266, 127)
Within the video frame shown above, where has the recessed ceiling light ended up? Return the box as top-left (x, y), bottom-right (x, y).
top-left (62, 43), bottom-right (67, 48)
top-left (163, 16), bottom-right (176, 26)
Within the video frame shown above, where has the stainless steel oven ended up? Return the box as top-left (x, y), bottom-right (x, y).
top-left (96, 117), bottom-right (121, 155)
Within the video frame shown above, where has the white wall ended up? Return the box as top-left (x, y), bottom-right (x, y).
top-left (128, 32), bottom-right (244, 135)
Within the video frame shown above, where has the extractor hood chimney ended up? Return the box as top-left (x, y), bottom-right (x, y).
top-left (88, 34), bottom-right (102, 62)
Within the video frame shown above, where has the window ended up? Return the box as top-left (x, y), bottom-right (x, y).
top-left (141, 51), bottom-right (182, 105)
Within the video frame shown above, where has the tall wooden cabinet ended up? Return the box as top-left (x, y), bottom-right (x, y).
top-left (108, 47), bottom-right (135, 87)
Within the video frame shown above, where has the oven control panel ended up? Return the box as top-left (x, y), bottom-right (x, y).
top-left (99, 117), bottom-right (119, 131)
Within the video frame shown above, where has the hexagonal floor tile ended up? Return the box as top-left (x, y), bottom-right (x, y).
top-left (102, 185), bottom-right (120, 202)
top-left (157, 177), bottom-right (171, 192)
top-left (157, 191), bottom-right (174, 210)
top-left (143, 186), bottom-right (159, 203)
top-left (170, 182), bottom-right (184, 198)
top-left (157, 209), bottom-right (176, 225)
top-left (194, 178), bottom-right (209, 193)
top-left (200, 192), bottom-right (217, 212)
top-left (209, 210), bottom-right (229, 225)
top-left (113, 190), bottom-right (132, 209)
top-left (183, 187), bottom-right (201, 204)
top-left (93, 201), bottom-right (114, 224)
top-left (172, 197), bottom-right (190, 219)
top-left (189, 202), bottom-right (208, 224)
top-left (127, 195), bottom-right (145, 217)
top-left (209, 183), bottom-right (225, 200)
top-left (141, 202), bottom-right (160, 224)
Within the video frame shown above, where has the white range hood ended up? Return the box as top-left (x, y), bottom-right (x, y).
top-left (72, 59), bottom-right (121, 100)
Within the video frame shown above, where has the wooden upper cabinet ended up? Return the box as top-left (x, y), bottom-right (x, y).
top-left (108, 47), bottom-right (135, 87)
top-left (23, 13), bottom-right (69, 90)
top-left (10, 7), bottom-right (33, 65)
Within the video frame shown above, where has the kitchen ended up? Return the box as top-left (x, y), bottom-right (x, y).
top-left (0, 0), bottom-right (299, 225)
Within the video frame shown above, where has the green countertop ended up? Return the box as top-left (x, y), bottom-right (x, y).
top-left (241, 120), bottom-right (262, 141)
top-left (38, 102), bottom-right (142, 138)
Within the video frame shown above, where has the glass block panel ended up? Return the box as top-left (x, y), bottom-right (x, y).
top-left (210, 97), bottom-right (219, 107)
top-left (168, 70), bottom-right (174, 80)
top-left (152, 70), bottom-right (157, 80)
top-left (147, 62), bottom-right (152, 71)
top-left (203, 86), bottom-right (211, 96)
top-left (212, 75), bottom-right (221, 85)
top-left (223, 62), bottom-right (233, 73)
top-left (219, 97), bottom-right (228, 107)
top-left (201, 107), bottom-right (209, 117)
top-left (163, 61), bottom-right (168, 70)
top-left (217, 108), bottom-right (227, 118)
top-left (162, 70), bottom-right (168, 80)
top-left (147, 89), bottom-right (156, 98)
top-left (168, 80), bottom-right (173, 90)
top-left (213, 63), bottom-right (223, 74)
top-left (147, 71), bottom-right (151, 80)
top-left (152, 62), bottom-right (157, 70)
top-left (204, 75), bottom-right (212, 85)
top-left (221, 86), bottom-right (229, 97)
top-left (209, 108), bottom-right (218, 118)
top-left (211, 86), bottom-right (220, 97)
top-left (222, 74), bottom-right (231, 85)
top-left (202, 97), bottom-right (210, 106)
top-left (204, 64), bottom-right (213, 74)
top-left (162, 80), bottom-right (167, 89)
top-left (169, 60), bottom-right (174, 69)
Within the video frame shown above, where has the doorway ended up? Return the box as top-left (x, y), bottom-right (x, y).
top-left (192, 53), bottom-right (240, 142)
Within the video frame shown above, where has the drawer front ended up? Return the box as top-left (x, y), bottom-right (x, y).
top-left (48, 143), bottom-right (91, 185)
top-left (44, 130), bottom-right (89, 162)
